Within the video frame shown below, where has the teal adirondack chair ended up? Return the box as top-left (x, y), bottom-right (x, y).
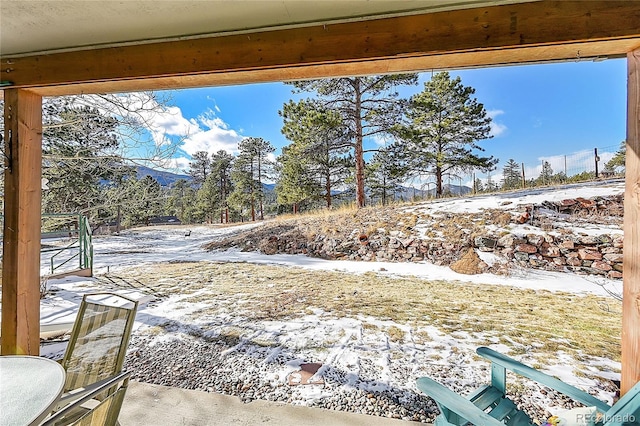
top-left (416, 346), bottom-right (640, 426)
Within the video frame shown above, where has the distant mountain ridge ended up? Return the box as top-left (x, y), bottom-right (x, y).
top-left (394, 183), bottom-right (472, 200)
top-left (136, 166), bottom-right (191, 186)
top-left (135, 166), bottom-right (472, 198)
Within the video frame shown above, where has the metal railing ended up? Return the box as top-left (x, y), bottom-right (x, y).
top-left (40, 213), bottom-right (93, 274)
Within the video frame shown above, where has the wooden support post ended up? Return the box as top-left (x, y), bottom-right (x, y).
top-left (1, 89), bottom-right (42, 355)
top-left (622, 48), bottom-right (640, 395)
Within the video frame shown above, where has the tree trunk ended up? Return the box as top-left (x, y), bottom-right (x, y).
top-left (436, 165), bottom-right (443, 197)
top-left (258, 153), bottom-right (264, 220)
top-left (250, 162), bottom-right (256, 221)
top-left (382, 174), bottom-right (387, 206)
top-left (325, 170), bottom-right (332, 209)
top-left (219, 175), bottom-right (224, 224)
top-left (354, 78), bottom-right (366, 208)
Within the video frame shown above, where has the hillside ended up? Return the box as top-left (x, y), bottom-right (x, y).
top-left (204, 180), bottom-right (625, 280)
top-left (136, 165), bottom-right (191, 186)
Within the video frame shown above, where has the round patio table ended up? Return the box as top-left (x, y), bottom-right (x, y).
top-left (0, 355), bottom-right (66, 426)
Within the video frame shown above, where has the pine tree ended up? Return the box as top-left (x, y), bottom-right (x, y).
top-left (120, 175), bottom-right (164, 226)
top-left (604, 141), bottom-right (626, 174)
top-left (390, 72), bottom-right (497, 197)
top-left (275, 144), bottom-right (319, 213)
top-left (229, 137), bottom-right (274, 221)
top-left (196, 174), bottom-right (219, 223)
top-left (502, 159), bottom-right (521, 190)
top-left (286, 74), bottom-right (418, 208)
top-left (279, 99), bottom-right (351, 208)
top-left (189, 151), bottom-right (211, 186)
top-left (538, 161), bottom-right (554, 185)
top-left (166, 179), bottom-right (197, 223)
top-left (42, 101), bottom-right (134, 217)
top-left (365, 149), bottom-right (403, 205)
top-left (211, 150), bottom-right (234, 223)
top-left (474, 178), bottom-right (484, 193)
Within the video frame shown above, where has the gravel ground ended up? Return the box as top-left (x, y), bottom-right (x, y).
top-left (123, 334), bottom-right (615, 424)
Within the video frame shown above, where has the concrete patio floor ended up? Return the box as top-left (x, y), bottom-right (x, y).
top-left (120, 382), bottom-right (420, 425)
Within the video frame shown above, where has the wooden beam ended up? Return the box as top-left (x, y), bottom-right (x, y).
top-left (1, 89), bottom-right (42, 356)
top-left (16, 38), bottom-right (640, 97)
top-left (1, 1), bottom-right (640, 95)
top-left (622, 48), bottom-right (640, 394)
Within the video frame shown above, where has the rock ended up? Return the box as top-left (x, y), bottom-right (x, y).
top-left (450, 248), bottom-right (485, 275)
top-left (559, 199), bottom-right (577, 207)
top-left (613, 236), bottom-right (624, 248)
top-left (601, 247), bottom-right (620, 254)
top-left (566, 257), bottom-right (582, 267)
top-left (608, 271), bottom-right (623, 279)
top-left (515, 243), bottom-right (538, 254)
top-left (526, 234), bottom-right (545, 246)
top-left (401, 238), bottom-right (415, 248)
top-left (592, 260), bottom-right (612, 272)
top-left (529, 258), bottom-right (547, 267)
top-left (603, 253), bottom-right (624, 263)
top-left (559, 240), bottom-right (575, 249)
top-left (514, 252), bottom-right (530, 262)
top-left (259, 239), bottom-right (279, 255)
top-left (582, 267), bottom-right (606, 276)
top-left (577, 248), bottom-right (602, 260)
top-left (497, 234), bottom-right (525, 248)
top-left (539, 244), bottom-right (561, 258)
top-left (576, 197), bottom-right (596, 208)
top-left (579, 235), bottom-right (599, 245)
top-left (474, 236), bottom-right (497, 248)
top-left (516, 211), bottom-right (531, 224)
top-left (501, 247), bottom-right (515, 257)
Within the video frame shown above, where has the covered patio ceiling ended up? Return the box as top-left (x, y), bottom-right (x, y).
top-left (1, 0), bottom-right (639, 396)
top-left (2, 0), bottom-right (533, 57)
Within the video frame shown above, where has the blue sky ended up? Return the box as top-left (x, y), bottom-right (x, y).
top-left (149, 58), bottom-right (627, 182)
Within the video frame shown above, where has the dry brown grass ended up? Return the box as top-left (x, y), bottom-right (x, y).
top-left (120, 261), bottom-right (622, 364)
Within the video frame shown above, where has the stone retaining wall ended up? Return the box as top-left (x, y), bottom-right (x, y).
top-left (473, 233), bottom-right (623, 279)
top-left (260, 230), bottom-right (624, 280)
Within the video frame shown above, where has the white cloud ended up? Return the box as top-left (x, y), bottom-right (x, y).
top-left (181, 127), bottom-right (241, 156)
top-left (163, 157), bottom-right (192, 172)
top-left (487, 109), bottom-right (507, 137)
top-left (126, 99), bottom-right (242, 159)
top-left (146, 105), bottom-right (201, 146)
top-left (176, 109), bottom-right (242, 156)
top-left (62, 94), bottom-right (245, 173)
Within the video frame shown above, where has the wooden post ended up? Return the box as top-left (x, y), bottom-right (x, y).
top-left (622, 48), bottom-right (640, 395)
top-left (1, 89), bottom-right (42, 355)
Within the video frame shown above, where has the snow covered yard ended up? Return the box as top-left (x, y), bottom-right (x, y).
top-left (36, 181), bottom-right (626, 423)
